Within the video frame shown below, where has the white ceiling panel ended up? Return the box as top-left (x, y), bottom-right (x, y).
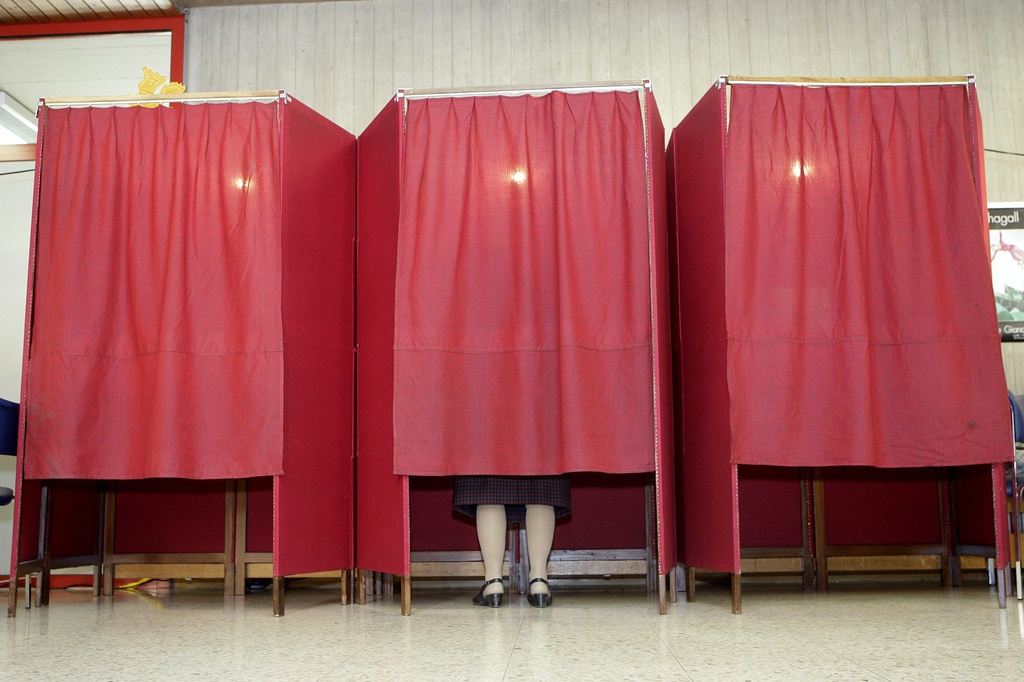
top-left (0, 31), bottom-right (172, 123)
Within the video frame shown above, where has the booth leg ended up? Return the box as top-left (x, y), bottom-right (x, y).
top-left (232, 481), bottom-right (248, 596)
top-left (6, 576), bottom-right (17, 617)
top-left (401, 576), bottom-right (411, 616)
top-left (272, 576), bottom-right (285, 617)
top-left (685, 566), bottom-right (696, 603)
top-left (354, 568), bottom-right (366, 605)
top-left (101, 487), bottom-right (116, 596)
top-left (340, 569), bottom-right (350, 605)
top-left (101, 565), bottom-right (114, 597)
top-left (223, 481), bottom-right (237, 596)
top-left (800, 469), bottom-right (815, 590)
top-left (668, 567), bottom-right (678, 603)
top-left (657, 573), bottom-right (667, 615)
top-left (37, 484), bottom-right (52, 606)
top-left (997, 568), bottom-right (1007, 609)
top-left (730, 573), bottom-right (742, 614)
top-left (938, 474), bottom-right (954, 588)
top-left (812, 469), bottom-right (828, 591)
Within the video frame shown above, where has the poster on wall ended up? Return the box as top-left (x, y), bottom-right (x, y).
top-left (990, 203), bottom-right (1024, 341)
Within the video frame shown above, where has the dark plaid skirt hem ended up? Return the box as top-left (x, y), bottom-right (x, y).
top-left (452, 475), bottom-right (571, 523)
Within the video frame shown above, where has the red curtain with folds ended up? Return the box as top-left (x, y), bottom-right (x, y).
top-left (724, 83), bottom-right (1008, 467)
top-left (393, 91), bottom-right (657, 476)
top-left (25, 103), bottom-right (284, 479)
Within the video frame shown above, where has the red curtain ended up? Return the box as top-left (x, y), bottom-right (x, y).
top-left (25, 103), bottom-right (284, 479)
top-left (392, 91), bottom-right (657, 476)
top-left (724, 83), bottom-right (1008, 467)
top-left (356, 99), bottom-right (409, 576)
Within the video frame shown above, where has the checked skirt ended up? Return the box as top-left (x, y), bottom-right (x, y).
top-left (452, 475), bottom-right (571, 523)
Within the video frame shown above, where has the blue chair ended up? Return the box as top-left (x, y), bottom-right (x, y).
top-left (0, 397), bottom-right (18, 506)
top-left (1009, 392), bottom-right (1024, 599)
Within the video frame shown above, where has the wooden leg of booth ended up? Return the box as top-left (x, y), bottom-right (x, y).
top-left (272, 576), bottom-right (285, 617)
top-left (800, 469), bottom-right (816, 590)
top-left (354, 568), bottom-right (366, 605)
top-left (668, 566), bottom-right (678, 603)
top-left (93, 487), bottom-right (106, 598)
top-left (812, 468), bottom-right (828, 591)
top-left (101, 568), bottom-right (114, 597)
top-left (6, 572), bottom-right (17, 616)
top-left (730, 573), bottom-right (742, 614)
top-left (101, 487), bottom-right (116, 596)
top-left (233, 480), bottom-right (248, 596)
top-left (686, 566), bottom-right (696, 603)
top-left (223, 481), bottom-right (237, 596)
top-left (340, 569), bottom-right (350, 605)
top-left (938, 474), bottom-right (953, 588)
top-left (509, 526), bottom-right (527, 596)
top-left (658, 573), bottom-right (668, 615)
top-left (35, 575), bottom-right (47, 607)
top-left (36, 484), bottom-right (52, 607)
top-left (401, 575), bottom-right (411, 616)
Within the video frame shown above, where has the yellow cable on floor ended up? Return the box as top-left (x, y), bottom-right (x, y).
top-left (117, 578), bottom-right (153, 590)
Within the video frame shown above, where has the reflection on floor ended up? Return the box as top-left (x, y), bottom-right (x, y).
top-left (3, 575), bottom-right (1023, 681)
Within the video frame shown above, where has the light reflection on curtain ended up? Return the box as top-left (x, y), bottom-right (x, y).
top-left (393, 91), bottom-right (657, 475)
top-left (724, 83), bottom-right (1008, 467)
top-left (25, 102), bottom-right (284, 479)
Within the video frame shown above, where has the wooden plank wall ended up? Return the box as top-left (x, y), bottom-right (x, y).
top-left (185, 0), bottom-right (1024, 389)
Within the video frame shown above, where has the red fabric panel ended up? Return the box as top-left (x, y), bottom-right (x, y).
top-left (950, 464), bottom-right (996, 548)
top-left (246, 477), bottom-right (274, 553)
top-left (9, 481), bottom-right (100, 576)
top-left (9, 133), bottom-right (45, 583)
top-left (669, 84), bottom-right (739, 573)
top-left (822, 468), bottom-right (941, 546)
top-left (25, 103), bottom-right (284, 480)
top-left (45, 482), bottom-right (103, 559)
top-left (665, 114), bottom-right (686, 564)
top-left (355, 99), bottom-right (410, 576)
top-left (11, 478), bottom-right (42, 571)
top-left (969, 85), bottom-right (988, 226)
top-left (737, 467), bottom-right (804, 548)
top-left (992, 464), bottom-right (1009, 565)
top-left (724, 84), bottom-right (1008, 468)
top-left (553, 474), bottom-right (647, 550)
top-left (645, 88), bottom-right (678, 574)
top-left (407, 474), bottom-right (649, 552)
top-left (409, 478), bottom-right (479, 552)
top-left (114, 480), bottom-right (226, 553)
top-left (274, 99), bottom-right (356, 575)
top-left (393, 91), bottom-right (656, 476)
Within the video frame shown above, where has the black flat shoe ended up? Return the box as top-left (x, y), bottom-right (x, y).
top-left (472, 577), bottom-right (504, 608)
top-left (526, 578), bottom-right (552, 608)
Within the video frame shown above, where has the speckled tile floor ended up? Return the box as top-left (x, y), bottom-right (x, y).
top-left (3, 576), bottom-right (1023, 681)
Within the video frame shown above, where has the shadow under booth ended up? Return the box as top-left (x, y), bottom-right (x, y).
top-left (8, 92), bottom-right (357, 617)
top-left (355, 82), bottom-right (678, 615)
top-left (667, 76), bottom-right (1012, 613)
